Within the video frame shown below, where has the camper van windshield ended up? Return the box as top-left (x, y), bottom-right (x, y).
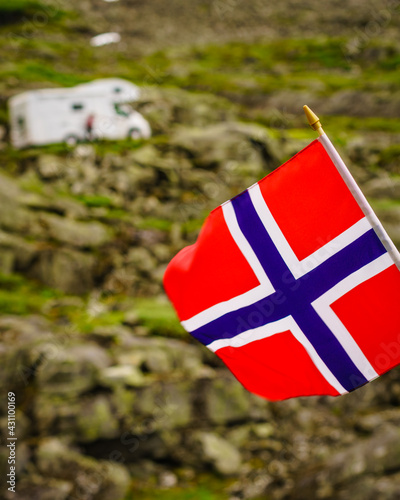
top-left (114, 103), bottom-right (132, 117)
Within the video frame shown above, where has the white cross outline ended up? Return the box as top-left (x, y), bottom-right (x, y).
top-left (180, 138), bottom-right (400, 395)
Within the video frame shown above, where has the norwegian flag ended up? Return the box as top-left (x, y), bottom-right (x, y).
top-left (164, 135), bottom-right (400, 401)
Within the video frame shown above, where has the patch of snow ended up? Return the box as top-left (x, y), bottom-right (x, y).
top-left (90, 32), bottom-right (121, 47)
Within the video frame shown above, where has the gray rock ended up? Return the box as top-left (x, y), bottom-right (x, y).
top-left (133, 380), bottom-right (193, 430)
top-left (0, 230), bottom-right (38, 271)
top-left (116, 336), bottom-right (203, 376)
top-left (8, 475), bottom-right (73, 500)
top-left (355, 408), bottom-right (400, 434)
top-left (129, 144), bottom-right (166, 168)
top-left (0, 316), bottom-right (54, 392)
top-left (36, 155), bottom-right (69, 180)
top-left (88, 324), bottom-right (138, 348)
top-left (0, 248), bottom-right (14, 273)
top-left (100, 365), bottom-right (148, 388)
top-left (34, 394), bottom-right (81, 435)
top-left (363, 175), bottom-right (400, 199)
top-left (126, 246), bottom-right (158, 274)
top-left (204, 371), bottom-right (252, 425)
top-left (35, 343), bottom-right (111, 395)
top-left (100, 161), bottom-right (158, 196)
top-left (335, 472), bottom-right (400, 500)
top-left (36, 438), bottom-right (130, 500)
top-left (23, 194), bottom-right (89, 219)
top-left (76, 395), bottom-right (120, 442)
top-left (39, 213), bottom-right (112, 248)
top-left (0, 172), bottom-right (23, 200)
top-left (171, 121), bottom-right (280, 172)
top-left (0, 197), bottom-right (40, 236)
top-left (137, 86), bottom-right (236, 134)
top-left (192, 431), bottom-right (242, 475)
top-left (73, 144), bottom-right (96, 161)
top-left (291, 425), bottom-right (400, 499)
top-left (28, 248), bottom-right (96, 294)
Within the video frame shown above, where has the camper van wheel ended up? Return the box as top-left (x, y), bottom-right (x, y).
top-left (64, 134), bottom-right (80, 147)
top-left (128, 128), bottom-right (142, 140)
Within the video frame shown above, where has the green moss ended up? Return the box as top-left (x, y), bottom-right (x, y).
top-left (102, 209), bottom-right (133, 221)
top-left (18, 173), bottom-right (46, 194)
top-left (0, 61), bottom-right (87, 87)
top-left (126, 487), bottom-right (221, 500)
top-left (93, 139), bottom-right (146, 155)
top-left (134, 297), bottom-right (185, 338)
top-left (75, 195), bottom-right (115, 209)
top-left (0, 272), bottom-right (61, 315)
top-left (0, 0), bottom-right (47, 18)
top-left (71, 310), bottom-right (126, 334)
top-left (378, 144), bottom-right (400, 168)
top-left (323, 116), bottom-right (400, 134)
top-left (136, 218), bottom-right (173, 232)
top-left (0, 273), bottom-right (183, 338)
top-left (2, 12), bottom-right (400, 109)
top-left (126, 474), bottom-right (238, 500)
top-left (370, 198), bottom-right (400, 211)
top-left (174, 38), bottom-right (350, 73)
top-left (182, 218), bottom-right (204, 234)
top-left (286, 128), bottom-right (315, 140)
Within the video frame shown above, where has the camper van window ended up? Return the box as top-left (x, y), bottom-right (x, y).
top-left (114, 103), bottom-right (131, 117)
top-left (17, 116), bottom-right (25, 129)
top-left (72, 103), bottom-right (84, 111)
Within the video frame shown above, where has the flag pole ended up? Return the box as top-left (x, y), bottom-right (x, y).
top-left (303, 105), bottom-right (325, 136)
top-left (303, 105), bottom-right (400, 269)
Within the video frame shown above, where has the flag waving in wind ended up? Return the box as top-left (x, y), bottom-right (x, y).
top-left (164, 107), bottom-right (400, 401)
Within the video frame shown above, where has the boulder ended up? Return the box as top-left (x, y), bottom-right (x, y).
top-left (34, 394), bottom-right (81, 435)
top-left (191, 431), bottom-right (242, 475)
top-left (170, 121), bottom-right (281, 171)
top-left (0, 172), bottom-right (23, 201)
top-left (290, 425), bottom-right (400, 499)
top-left (0, 316), bottom-right (57, 392)
top-left (87, 324), bottom-right (139, 348)
top-left (0, 248), bottom-right (13, 273)
top-left (76, 395), bottom-right (120, 442)
top-left (35, 343), bottom-right (111, 395)
top-left (28, 248), bottom-right (96, 294)
top-left (7, 475), bottom-right (73, 500)
top-left (99, 159), bottom-right (158, 196)
top-left (39, 213), bottom-right (112, 248)
top-left (125, 246), bottom-right (158, 275)
top-left (0, 230), bottom-right (38, 271)
top-left (36, 154), bottom-right (69, 180)
top-left (133, 380), bottom-right (193, 430)
top-left (203, 371), bottom-right (253, 425)
top-left (136, 86), bottom-right (237, 134)
top-left (333, 472), bottom-right (400, 500)
top-left (36, 438), bottom-right (130, 500)
top-left (0, 196), bottom-right (41, 236)
top-left (100, 365), bottom-right (148, 388)
top-left (362, 175), bottom-right (400, 199)
top-left (116, 336), bottom-right (203, 376)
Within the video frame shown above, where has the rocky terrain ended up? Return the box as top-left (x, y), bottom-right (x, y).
top-left (1, 1), bottom-right (400, 499)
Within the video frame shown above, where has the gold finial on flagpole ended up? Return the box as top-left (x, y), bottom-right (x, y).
top-left (303, 105), bottom-right (324, 136)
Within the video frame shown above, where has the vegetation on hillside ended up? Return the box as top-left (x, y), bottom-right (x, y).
top-left (1, 2), bottom-right (400, 499)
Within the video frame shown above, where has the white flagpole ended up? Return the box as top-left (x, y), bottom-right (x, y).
top-left (303, 105), bottom-right (400, 270)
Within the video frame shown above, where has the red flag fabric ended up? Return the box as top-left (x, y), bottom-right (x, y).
top-left (164, 135), bottom-right (400, 401)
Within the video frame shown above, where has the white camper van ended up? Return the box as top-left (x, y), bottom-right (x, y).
top-left (9, 78), bottom-right (151, 148)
